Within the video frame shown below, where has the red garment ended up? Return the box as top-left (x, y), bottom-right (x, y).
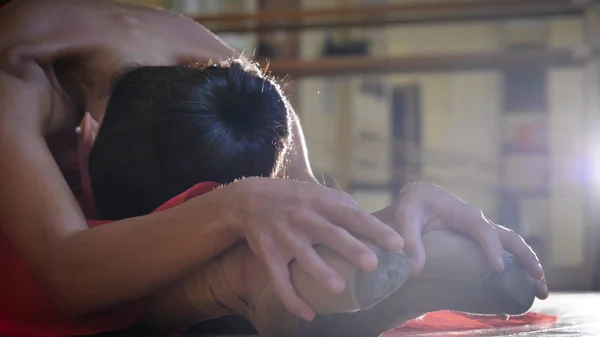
top-left (384, 310), bottom-right (558, 336)
top-left (2, 180), bottom-right (557, 336)
top-left (0, 182), bottom-right (220, 337)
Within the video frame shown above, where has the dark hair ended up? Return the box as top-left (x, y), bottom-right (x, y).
top-left (89, 59), bottom-right (291, 220)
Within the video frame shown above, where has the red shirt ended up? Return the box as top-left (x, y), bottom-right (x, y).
top-left (0, 182), bottom-right (219, 337)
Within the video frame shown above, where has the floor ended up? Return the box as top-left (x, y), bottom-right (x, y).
top-left (96, 292), bottom-right (599, 337)
top-left (385, 293), bottom-right (600, 337)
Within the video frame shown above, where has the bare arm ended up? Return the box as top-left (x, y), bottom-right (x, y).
top-left (0, 130), bottom-right (242, 318)
top-left (0, 64), bottom-right (243, 317)
top-left (0, 1), bottom-right (407, 323)
top-left (0, 0), bottom-right (288, 320)
top-left (0, 0), bottom-right (245, 317)
top-left (0, 0), bottom-right (236, 66)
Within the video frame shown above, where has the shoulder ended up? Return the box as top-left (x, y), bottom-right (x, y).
top-left (0, 60), bottom-right (54, 135)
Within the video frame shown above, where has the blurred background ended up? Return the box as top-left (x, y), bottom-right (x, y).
top-left (121, 0), bottom-right (600, 292)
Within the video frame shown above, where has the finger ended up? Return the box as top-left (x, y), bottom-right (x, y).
top-left (320, 197), bottom-right (404, 253)
top-left (311, 217), bottom-right (380, 272)
top-left (536, 279), bottom-right (549, 299)
top-left (495, 225), bottom-right (545, 280)
top-left (473, 220), bottom-right (505, 274)
top-left (395, 205), bottom-right (426, 274)
top-left (402, 184), bottom-right (504, 272)
top-left (259, 234), bottom-right (315, 321)
top-left (450, 206), bottom-right (505, 273)
top-left (283, 231), bottom-right (347, 294)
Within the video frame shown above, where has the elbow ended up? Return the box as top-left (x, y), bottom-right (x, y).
top-left (1, 44), bottom-right (33, 72)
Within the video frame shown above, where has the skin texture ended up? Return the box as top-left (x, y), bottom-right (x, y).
top-left (0, 0), bottom-right (547, 328)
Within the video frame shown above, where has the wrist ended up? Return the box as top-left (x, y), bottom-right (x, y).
top-left (212, 180), bottom-right (253, 239)
top-left (169, 185), bottom-right (246, 255)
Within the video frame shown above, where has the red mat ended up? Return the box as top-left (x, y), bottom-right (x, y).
top-left (383, 311), bottom-right (558, 336)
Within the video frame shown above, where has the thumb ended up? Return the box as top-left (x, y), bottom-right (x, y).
top-left (396, 205), bottom-right (427, 275)
top-left (403, 233), bottom-right (426, 275)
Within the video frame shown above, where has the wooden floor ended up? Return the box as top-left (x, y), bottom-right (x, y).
top-left (95, 292), bottom-right (599, 337)
top-left (385, 293), bottom-right (600, 337)
top-left (188, 293), bottom-right (600, 337)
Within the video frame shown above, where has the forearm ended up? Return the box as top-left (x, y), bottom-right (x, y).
top-left (0, 0), bottom-right (101, 66)
top-left (0, 125), bottom-right (241, 318)
top-left (140, 204), bottom-right (394, 332)
top-left (47, 196), bottom-right (241, 317)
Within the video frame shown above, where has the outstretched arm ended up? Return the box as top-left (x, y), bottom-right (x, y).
top-left (0, 0), bottom-right (106, 64)
top-left (0, 0), bottom-right (235, 71)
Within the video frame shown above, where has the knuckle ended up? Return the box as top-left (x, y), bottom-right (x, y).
top-left (333, 188), bottom-right (350, 199)
top-left (464, 203), bottom-right (483, 219)
top-left (294, 243), bottom-right (314, 259)
top-left (499, 225), bottom-right (517, 238)
top-left (316, 191), bottom-right (342, 207)
top-left (314, 194), bottom-right (334, 208)
top-left (399, 181), bottom-right (428, 197)
top-left (507, 229), bottom-right (525, 243)
top-left (257, 233), bottom-right (274, 250)
top-left (337, 191), bottom-right (357, 205)
top-left (322, 188), bottom-right (353, 205)
top-left (480, 222), bottom-right (496, 233)
top-left (476, 223), bottom-right (497, 240)
top-left (397, 201), bottom-right (420, 216)
top-left (325, 224), bottom-right (349, 240)
top-left (288, 208), bottom-right (311, 224)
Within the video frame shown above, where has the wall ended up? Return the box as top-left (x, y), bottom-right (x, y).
top-left (118, 0), bottom-right (591, 273)
top-left (297, 0), bottom-right (344, 183)
top-left (296, 13), bottom-right (590, 272)
top-left (546, 18), bottom-right (587, 268)
top-left (547, 68), bottom-right (586, 267)
top-left (379, 22), bottom-right (511, 217)
top-left (298, 21), bottom-right (505, 215)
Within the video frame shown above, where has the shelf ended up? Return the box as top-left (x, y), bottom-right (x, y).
top-left (261, 49), bottom-right (582, 78)
top-left (195, 0), bottom-right (582, 33)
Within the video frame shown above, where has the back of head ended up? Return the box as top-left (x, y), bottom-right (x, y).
top-left (89, 59), bottom-right (291, 220)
